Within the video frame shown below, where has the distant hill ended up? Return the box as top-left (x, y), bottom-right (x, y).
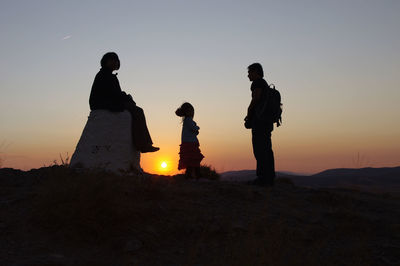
top-left (313, 166), bottom-right (400, 178)
top-left (221, 166), bottom-right (400, 194)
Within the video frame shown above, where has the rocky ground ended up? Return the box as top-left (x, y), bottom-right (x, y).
top-left (1, 166), bottom-right (399, 266)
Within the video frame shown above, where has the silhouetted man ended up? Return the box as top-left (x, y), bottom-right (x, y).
top-left (245, 63), bottom-right (275, 186)
top-left (89, 52), bottom-right (159, 153)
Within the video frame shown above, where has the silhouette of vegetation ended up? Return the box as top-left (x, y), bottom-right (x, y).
top-left (58, 152), bottom-right (70, 166)
top-left (198, 164), bottom-right (220, 180)
top-left (352, 151), bottom-right (370, 168)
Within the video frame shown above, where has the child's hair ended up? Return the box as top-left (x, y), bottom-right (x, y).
top-left (175, 102), bottom-right (194, 117)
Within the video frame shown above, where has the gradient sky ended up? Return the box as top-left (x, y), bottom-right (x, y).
top-left (1, 0), bottom-right (399, 175)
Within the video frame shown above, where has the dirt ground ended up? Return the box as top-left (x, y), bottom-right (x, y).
top-left (1, 166), bottom-right (399, 266)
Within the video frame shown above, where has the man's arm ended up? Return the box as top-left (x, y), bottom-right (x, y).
top-left (246, 87), bottom-right (263, 118)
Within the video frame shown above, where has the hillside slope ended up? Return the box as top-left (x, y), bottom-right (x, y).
top-left (1, 166), bottom-right (399, 265)
top-left (292, 166), bottom-right (400, 194)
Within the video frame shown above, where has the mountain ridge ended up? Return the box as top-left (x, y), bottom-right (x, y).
top-left (221, 166), bottom-right (400, 194)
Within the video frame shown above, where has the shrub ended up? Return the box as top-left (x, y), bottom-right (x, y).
top-left (199, 164), bottom-right (220, 180)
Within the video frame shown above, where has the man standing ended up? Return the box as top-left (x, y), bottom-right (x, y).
top-left (245, 63), bottom-right (275, 186)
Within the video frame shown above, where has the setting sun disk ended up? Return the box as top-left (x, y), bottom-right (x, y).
top-left (161, 162), bottom-right (167, 168)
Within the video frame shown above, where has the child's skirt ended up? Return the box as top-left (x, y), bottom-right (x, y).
top-left (178, 142), bottom-right (204, 170)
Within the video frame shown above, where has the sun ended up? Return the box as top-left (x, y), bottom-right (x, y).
top-left (161, 162), bottom-right (167, 169)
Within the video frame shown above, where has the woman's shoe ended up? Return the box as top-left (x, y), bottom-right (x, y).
top-left (140, 146), bottom-right (160, 153)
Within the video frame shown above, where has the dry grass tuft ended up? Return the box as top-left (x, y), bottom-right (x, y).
top-left (199, 164), bottom-right (220, 180)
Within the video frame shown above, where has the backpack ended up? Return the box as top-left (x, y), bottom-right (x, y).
top-left (256, 83), bottom-right (282, 127)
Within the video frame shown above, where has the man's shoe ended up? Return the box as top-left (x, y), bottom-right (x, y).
top-left (141, 146), bottom-right (160, 153)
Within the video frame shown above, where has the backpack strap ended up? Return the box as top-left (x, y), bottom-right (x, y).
top-left (255, 82), bottom-right (272, 118)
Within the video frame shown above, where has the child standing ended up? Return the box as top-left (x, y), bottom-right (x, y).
top-left (175, 102), bottom-right (204, 179)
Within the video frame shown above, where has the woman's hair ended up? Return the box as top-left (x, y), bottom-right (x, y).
top-left (101, 52), bottom-right (119, 67)
top-left (248, 62), bottom-right (264, 77)
top-left (175, 102), bottom-right (194, 117)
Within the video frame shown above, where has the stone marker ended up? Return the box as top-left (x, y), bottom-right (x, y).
top-left (70, 110), bottom-right (141, 174)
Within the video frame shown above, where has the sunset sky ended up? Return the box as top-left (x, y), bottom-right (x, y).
top-left (1, 0), bottom-right (399, 175)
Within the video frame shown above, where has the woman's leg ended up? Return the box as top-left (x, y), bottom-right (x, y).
top-left (126, 103), bottom-right (159, 152)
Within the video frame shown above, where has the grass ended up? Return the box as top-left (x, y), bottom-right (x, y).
top-left (27, 166), bottom-right (397, 265)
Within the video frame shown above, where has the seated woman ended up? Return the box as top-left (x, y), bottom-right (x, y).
top-left (89, 52), bottom-right (159, 153)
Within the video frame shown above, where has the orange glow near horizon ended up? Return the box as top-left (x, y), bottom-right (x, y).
top-left (2, 146), bottom-right (400, 175)
top-left (142, 154), bottom-right (181, 176)
top-left (1, 130), bottom-right (400, 175)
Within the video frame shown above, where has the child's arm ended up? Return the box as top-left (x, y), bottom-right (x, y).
top-left (191, 121), bottom-right (200, 135)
